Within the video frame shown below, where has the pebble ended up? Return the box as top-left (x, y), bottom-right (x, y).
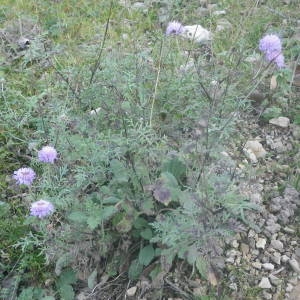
top-left (244, 140), bottom-right (267, 162)
top-left (283, 227), bottom-right (295, 234)
top-left (232, 240), bottom-right (239, 248)
top-left (286, 283), bottom-right (294, 292)
top-left (256, 238), bottom-right (267, 249)
top-left (289, 259), bottom-right (300, 273)
top-left (270, 240), bottom-right (284, 252)
top-left (262, 263), bottom-right (275, 271)
top-left (271, 252), bottom-right (281, 265)
top-left (269, 117), bottom-right (290, 128)
top-left (252, 261), bottom-right (262, 269)
top-left (126, 286), bottom-right (137, 297)
top-left (241, 243), bottom-right (250, 256)
top-left (282, 255), bottom-right (290, 263)
top-left (269, 274), bottom-right (281, 286)
top-left (258, 277), bottom-right (272, 289)
top-left (262, 291), bottom-right (272, 299)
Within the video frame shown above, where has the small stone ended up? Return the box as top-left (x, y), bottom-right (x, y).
top-left (291, 241), bottom-right (297, 246)
top-left (212, 10), bottom-right (226, 16)
top-left (252, 261), bottom-right (262, 269)
top-left (289, 277), bottom-right (298, 285)
top-left (248, 229), bottom-right (256, 238)
top-left (270, 240), bottom-right (284, 252)
top-left (232, 240), bottom-right (239, 248)
top-left (226, 257), bottom-right (235, 264)
top-left (282, 255), bottom-right (290, 263)
top-left (126, 286), bottom-right (137, 297)
top-left (262, 263), bottom-right (275, 271)
top-left (269, 274), bottom-right (281, 286)
top-left (258, 277), bottom-right (272, 289)
top-left (244, 140), bottom-right (267, 161)
top-left (286, 283), bottom-right (294, 292)
top-left (289, 259), bottom-right (300, 273)
top-left (271, 252), bottom-right (281, 265)
top-left (229, 283), bottom-right (237, 291)
top-left (262, 291), bottom-right (272, 299)
top-left (256, 238), bottom-right (267, 249)
top-left (269, 117), bottom-right (290, 128)
top-left (240, 243), bottom-right (250, 256)
top-left (283, 227), bottom-right (295, 234)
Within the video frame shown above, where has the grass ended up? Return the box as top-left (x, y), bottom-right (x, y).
top-left (1, 0), bottom-right (299, 299)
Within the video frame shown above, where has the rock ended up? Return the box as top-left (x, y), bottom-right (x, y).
top-left (269, 117), bottom-right (290, 128)
top-left (258, 277), bottom-right (272, 289)
top-left (212, 10), bottom-right (226, 16)
top-left (262, 263), bottom-right (275, 271)
top-left (270, 240), bottom-right (284, 252)
top-left (216, 19), bottom-right (232, 32)
top-left (256, 238), bottom-right (267, 249)
top-left (226, 257), bottom-right (235, 264)
top-left (269, 274), bottom-right (281, 286)
top-left (181, 25), bottom-right (212, 43)
top-left (289, 282), bottom-right (300, 300)
top-left (262, 291), bottom-right (272, 299)
top-left (281, 255), bottom-right (290, 263)
top-left (229, 283), bottom-right (238, 291)
top-left (232, 240), bottom-right (239, 249)
top-left (292, 125), bottom-right (300, 139)
top-left (283, 227), bottom-right (295, 234)
top-left (126, 286), bottom-right (137, 297)
top-left (132, 2), bottom-right (148, 12)
top-left (271, 252), bottom-right (281, 265)
top-left (286, 283), bottom-right (294, 292)
top-left (289, 259), bottom-right (300, 273)
top-left (240, 243), bottom-right (250, 256)
top-left (244, 140), bottom-right (267, 163)
top-left (252, 261), bottom-right (262, 269)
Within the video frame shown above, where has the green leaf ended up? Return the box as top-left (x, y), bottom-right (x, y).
top-left (88, 269), bottom-right (97, 289)
top-left (138, 244), bottom-right (155, 266)
top-left (101, 206), bottom-right (117, 221)
top-left (58, 284), bottom-right (74, 300)
top-left (128, 259), bottom-right (143, 280)
top-left (87, 215), bottom-right (101, 230)
top-left (196, 256), bottom-right (208, 279)
top-left (68, 211), bottom-right (87, 223)
top-left (115, 215), bottom-right (133, 233)
top-left (140, 228), bottom-right (153, 240)
top-left (57, 269), bottom-right (76, 286)
top-left (55, 254), bottom-right (71, 276)
top-left (162, 158), bottom-right (186, 182)
top-left (110, 159), bottom-right (129, 183)
top-left (133, 217), bottom-right (148, 229)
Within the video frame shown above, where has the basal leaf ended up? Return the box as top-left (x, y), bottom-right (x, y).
top-left (138, 244), bottom-right (155, 266)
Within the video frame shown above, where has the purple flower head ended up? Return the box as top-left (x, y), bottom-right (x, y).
top-left (38, 146), bottom-right (58, 163)
top-left (265, 51), bottom-right (285, 68)
top-left (30, 200), bottom-right (54, 219)
top-left (13, 167), bottom-right (36, 186)
top-left (166, 21), bottom-right (184, 36)
top-left (259, 34), bottom-right (282, 53)
top-left (274, 53), bottom-right (285, 68)
top-left (259, 34), bottom-right (285, 68)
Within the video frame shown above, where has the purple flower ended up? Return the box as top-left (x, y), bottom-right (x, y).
top-left (259, 34), bottom-right (282, 53)
top-left (13, 167), bottom-right (36, 186)
top-left (30, 200), bottom-right (54, 218)
top-left (166, 21), bottom-right (184, 36)
top-left (274, 53), bottom-right (285, 68)
top-left (38, 146), bottom-right (58, 163)
top-left (259, 34), bottom-right (285, 68)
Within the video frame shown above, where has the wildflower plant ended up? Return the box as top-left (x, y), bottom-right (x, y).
top-left (13, 167), bottom-right (36, 186)
top-left (2, 0), bottom-right (298, 298)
